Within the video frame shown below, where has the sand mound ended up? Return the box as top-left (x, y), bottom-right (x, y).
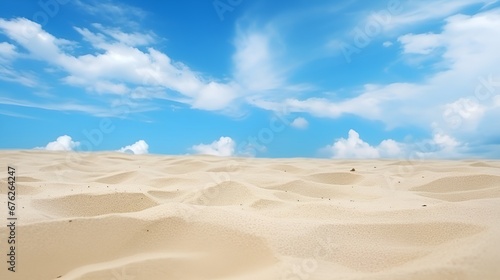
top-left (31, 192), bottom-right (158, 217)
top-left (186, 181), bottom-right (257, 206)
top-left (94, 171), bottom-right (140, 184)
top-left (268, 179), bottom-right (349, 199)
top-left (412, 175), bottom-right (500, 193)
top-left (469, 162), bottom-right (498, 168)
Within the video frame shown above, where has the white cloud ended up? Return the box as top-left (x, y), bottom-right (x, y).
top-left (256, 9), bottom-right (500, 149)
top-left (383, 0), bottom-right (494, 31)
top-left (118, 140), bottom-right (149, 154)
top-left (74, 0), bottom-right (147, 27)
top-left (433, 132), bottom-right (460, 150)
top-left (413, 131), bottom-right (466, 159)
top-left (382, 41), bottom-right (393, 47)
top-left (0, 18), bottom-right (238, 111)
top-left (191, 137), bottom-right (236, 157)
top-left (398, 32), bottom-right (442, 54)
top-left (322, 129), bottom-right (465, 159)
top-left (327, 0), bottom-right (493, 57)
top-left (290, 117), bottom-right (309, 129)
top-left (1, 6), bottom-right (499, 157)
top-left (0, 96), bottom-right (150, 117)
top-left (0, 18), bottom-right (67, 60)
top-left (0, 17), bottom-right (307, 116)
top-left (36, 135), bottom-right (80, 151)
top-left (75, 24), bottom-right (155, 48)
top-left (91, 23), bottom-right (155, 46)
top-left (192, 81), bottom-right (239, 111)
top-left (442, 97), bottom-right (486, 132)
top-left (323, 129), bottom-right (403, 159)
top-left (0, 65), bottom-right (39, 87)
top-left (327, 129), bottom-right (379, 158)
top-left (232, 28), bottom-right (286, 92)
top-left (0, 42), bottom-right (17, 61)
top-left (378, 139), bottom-right (405, 158)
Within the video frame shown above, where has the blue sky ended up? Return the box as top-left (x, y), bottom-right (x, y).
top-left (1, 0), bottom-right (500, 158)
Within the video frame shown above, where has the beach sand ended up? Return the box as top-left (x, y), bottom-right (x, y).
top-left (1, 150), bottom-right (500, 280)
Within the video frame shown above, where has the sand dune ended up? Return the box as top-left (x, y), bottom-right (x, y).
top-left (0, 151), bottom-right (499, 280)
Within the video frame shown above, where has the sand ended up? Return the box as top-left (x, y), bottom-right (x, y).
top-left (1, 150), bottom-right (500, 280)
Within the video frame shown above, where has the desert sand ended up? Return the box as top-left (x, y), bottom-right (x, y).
top-left (0, 150), bottom-right (500, 280)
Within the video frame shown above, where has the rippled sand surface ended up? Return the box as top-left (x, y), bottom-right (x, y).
top-left (1, 151), bottom-right (499, 279)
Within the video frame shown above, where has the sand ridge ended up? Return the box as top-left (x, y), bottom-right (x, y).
top-left (0, 151), bottom-right (499, 279)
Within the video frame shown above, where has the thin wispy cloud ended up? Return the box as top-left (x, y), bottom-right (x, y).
top-left (73, 0), bottom-right (147, 27)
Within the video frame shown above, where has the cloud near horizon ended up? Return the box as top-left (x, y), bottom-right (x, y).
top-left (118, 140), bottom-right (149, 154)
top-left (290, 117), bottom-right (309, 129)
top-left (35, 135), bottom-right (81, 151)
top-left (322, 129), bottom-right (465, 159)
top-left (191, 137), bottom-right (236, 157)
top-left (35, 135), bottom-right (149, 155)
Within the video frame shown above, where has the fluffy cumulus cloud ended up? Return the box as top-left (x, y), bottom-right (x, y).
top-left (323, 130), bottom-right (404, 159)
top-left (413, 131), bottom-right (465, 158)
top-left (191, 136), bottom-right (236, 157)
top-left (118, 140), bottom-right (149, 154)
top-left (290, 117), bottom-right (309, 129)
top-left (35, 135), bottom-right (80, 151)
top-left (322, 129), bottom-right (465, 159)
